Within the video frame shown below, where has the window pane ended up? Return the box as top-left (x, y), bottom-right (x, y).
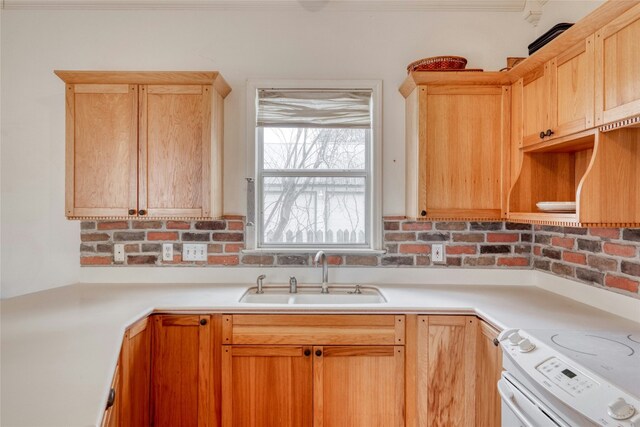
top-left (262, 177), bottom-right (366, 245)
top-left (262, 127), bottom-right (366, 170)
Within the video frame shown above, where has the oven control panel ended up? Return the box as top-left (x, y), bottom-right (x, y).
top-left (536, 357), bottom-right (598, 396)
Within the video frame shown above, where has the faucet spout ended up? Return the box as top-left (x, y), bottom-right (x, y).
top-left (314, 251), bottom-right (329, 294)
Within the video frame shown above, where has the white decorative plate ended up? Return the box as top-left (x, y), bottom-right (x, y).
top-left (536, 201), bottom-right (577, 213)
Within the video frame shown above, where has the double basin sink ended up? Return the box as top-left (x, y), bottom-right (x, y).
top-left (240, 285), bottom-right (386, 305)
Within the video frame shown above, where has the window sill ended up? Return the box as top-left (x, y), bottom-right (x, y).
top-left (241, 248), bottom-right (387, 255)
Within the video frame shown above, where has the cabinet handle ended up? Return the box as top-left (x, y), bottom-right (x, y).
top-left (545, 129), bottom-right (554, 137)
top-left (199, 318), bottom-right (208, 326)
top-left (304, 349), bottom-right (311, 357)
top-left (493, 338), bottom-right (500, 347)
top-left (138, 210), bottom-right (147, 216)
top-left (106, 388), bottom-right (116, 409)
top-left (420, 210), bottom-right (427, 217)
top-left (539, 131), bottom-right (546, 139)
top-left (315, 349), bottom-right (323, 357)
top-left (128, 209), bottom-right (136, 215)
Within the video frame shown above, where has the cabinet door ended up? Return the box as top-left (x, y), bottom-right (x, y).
top-left (313, 345), bottom-right (404, 427)
top-left (101, 359), bottom-right (121, 427)
top-left (475, 321), bottom-right (502, 427)
top-left (522, 64), bottom-right (551, 146)
top-left (417, 316), bottom-right (477, 427)
top-left (423, 86), bottom-right (510, 219)
top-left (552, 35), bottom-right (595, 138)
top-left (151, 315), bottom-right (220, 427)
top-left (121, 317), bottom-right (151, 427)
top-left (66, 84), bottom-right (138, 217)
top-left (595, 3), bottom-right (640, 126)
top-left (221, 345), bottom-right (313, 427)
top-left (139, 85), bottom-right (212, 217)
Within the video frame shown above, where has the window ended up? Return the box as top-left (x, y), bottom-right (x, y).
top-left (248, 81), bottom-right (381, 250)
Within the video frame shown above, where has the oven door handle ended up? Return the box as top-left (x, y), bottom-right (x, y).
top-left (498, 378), bottom-right (537, 427)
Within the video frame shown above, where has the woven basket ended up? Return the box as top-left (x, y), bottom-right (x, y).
top-left (407, 56), bottom-right (468, 73)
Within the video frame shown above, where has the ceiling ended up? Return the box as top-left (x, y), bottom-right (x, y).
top-left (2, 0), bottom-right (533, 12)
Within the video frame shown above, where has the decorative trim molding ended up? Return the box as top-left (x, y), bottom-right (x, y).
top-left (599, 115), bottom-right (640, 133)
top-left (522, 0), bottom-right (548, 27)
top-left (3, 0), bottom-right (528, 12)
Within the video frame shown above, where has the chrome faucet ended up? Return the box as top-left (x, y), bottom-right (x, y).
top-left (289, 276), bottom-right (298, 294)
top-left (314, 251), bottom-right (329, 294)
top-left (256, 274), bottom-right (266, 294)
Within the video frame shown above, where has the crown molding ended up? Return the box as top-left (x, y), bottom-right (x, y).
top-left (2, 0), bottom-right (528, 12)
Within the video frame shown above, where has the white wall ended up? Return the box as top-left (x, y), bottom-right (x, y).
top-left (536, 0), bottom-right (604, 37)
top-left (0, 4), bottom-right (597, 298)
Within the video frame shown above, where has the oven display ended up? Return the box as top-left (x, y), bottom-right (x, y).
top-left (562, 369), bottom-right (576, 379)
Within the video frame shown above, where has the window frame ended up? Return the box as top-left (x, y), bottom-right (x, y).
top-left (245, 80), bottom-right (383, 252)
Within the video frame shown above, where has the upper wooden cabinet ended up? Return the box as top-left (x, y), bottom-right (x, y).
top-left (404, 82), bottom-right (511, 220)
top-left (55, 71), bottom-right (230, 219)
top-left (595, 2), bottom-right (640, 127)
top-left (520, 36), bottom-right (595, 147)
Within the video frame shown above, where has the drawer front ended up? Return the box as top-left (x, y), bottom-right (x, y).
top-left (222, 314), bottom-right (405, 345)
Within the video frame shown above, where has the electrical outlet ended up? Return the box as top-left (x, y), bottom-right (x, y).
top-left (432, 244), bottom-right (445, 264)
top-left (114, 244), bottom-right (125, 263)
top-left (162, 243), bottom-right (173, 261)
top-left (183, 244), bottom-right (207, 261)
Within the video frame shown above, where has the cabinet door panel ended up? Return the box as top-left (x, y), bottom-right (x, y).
top-left (522, 66), bottom-right (550, 146)
top-left (121, 317), bottom-right (151, 427)
top-left (151, 315), bottom-right (219, 427)
top-left (424, 86), bottom-right (506, 218)
top-left (417, 316), bottom-right (476, 427)
top-left (67, 84), bottom-right (138, 217)
top-left (314, 345), bottom-right (404, 427)
top-left (596, 3), bottom-right (640, 125)
top-left (554, 36), bottom-right (595, 137)
top-left (475, 321), bottom-right (502, 427)
top-left (221, 345), bottom-right (313, 427)
top-left (139, 85), bottom-right (211, 217)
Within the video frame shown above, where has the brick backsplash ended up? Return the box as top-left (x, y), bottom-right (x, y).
top-left (79, 217), bottom-right (640, 299)
top-left (532, 225), bottom-right (640, 297)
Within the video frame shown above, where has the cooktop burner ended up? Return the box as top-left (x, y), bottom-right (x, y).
top-left (550, 333), bottom-right (636, 357)
top-left (529, 330), bottom-right (640, 398)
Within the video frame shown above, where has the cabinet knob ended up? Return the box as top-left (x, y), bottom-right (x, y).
top-left (138, 209), bottom-right (147, 216)
top-left (199, 318), bottom-right (207, 326)
top-left (315, 349), bottom-right (323, 357)
top-left (128, 209), bottom-right (136, 215)
top-left (106, 388), bottom-right (116, 409)
top-left (420, 210), bottom-right (427, 217)
top-left (304, 349), bottom-right (311, 357)
top-left (539, 131), bottom-right (546, 139)
top-left (493, 338), bottom-right (500, 347)
top-left (545, 129), bottom-right (554, 137)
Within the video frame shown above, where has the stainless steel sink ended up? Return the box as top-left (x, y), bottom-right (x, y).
top-left (239, 285), bottom-right (386, 304)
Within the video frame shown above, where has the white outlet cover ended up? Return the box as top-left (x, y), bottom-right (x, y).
top-left (162, 243), bottom-right (173, 261)
top-left (183, 243), bottom-right (207, 261)
top-left (114, 244), bottom-right (125, 263)
top-left (432, 243), bottom-right (445, 263)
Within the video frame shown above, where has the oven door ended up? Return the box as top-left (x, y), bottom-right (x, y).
top-left (498, 372), bottom-right (572, 427)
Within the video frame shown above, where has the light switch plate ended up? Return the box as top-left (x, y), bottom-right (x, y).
top-left (114, 244), bottom-right (125, 263)
top-left (183, 244), bottom-right (207, 261)
top-left (432, 244), bottom-right (445, 264)
top-left (162, 243), bottom-right (173, 261)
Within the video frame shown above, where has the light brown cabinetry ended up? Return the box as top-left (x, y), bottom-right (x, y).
top-left (475, 321), bottom-right (502, 427)
top-left (520, 36), bottom-right (595, 147)
top-left (151, 314), bottom-right (222, 427)
top-left (595, 2), bottom-right (640, 126)
top-left (404, 83), bottom-right (511, 220)
top-left (55, 71), bottom-right (230, 219)
top-left (221, 314), bottom-right (405, 427)
top-left (121, 317), bottom-right (152, 426)
top-left (415, 315), bottom-right (477, 427)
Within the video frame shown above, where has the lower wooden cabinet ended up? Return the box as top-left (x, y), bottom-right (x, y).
top-left (151, 314), bottom-right (221, 427)
top-left (102, 313), bottom-right (502, 427)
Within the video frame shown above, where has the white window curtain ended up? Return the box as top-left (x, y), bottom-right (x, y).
top-left (257, 89), bottom-right (372, 128)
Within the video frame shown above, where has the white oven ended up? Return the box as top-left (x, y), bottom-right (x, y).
top-left (498, 329), bottom-right (640, 427)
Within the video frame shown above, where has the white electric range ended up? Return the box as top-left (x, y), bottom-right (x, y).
top-left (499, 329), bottom-right (640, 427)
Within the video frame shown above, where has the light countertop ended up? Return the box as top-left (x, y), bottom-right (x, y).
top-left (2, 282), bottom-right (639, 427)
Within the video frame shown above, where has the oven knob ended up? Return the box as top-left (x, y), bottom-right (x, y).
top-left (607, 398), bottom-right (635, 420)
top-left (508, 331), bottom-right (523, 346)
top-left (518, 338), bottom-right (535, 353)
